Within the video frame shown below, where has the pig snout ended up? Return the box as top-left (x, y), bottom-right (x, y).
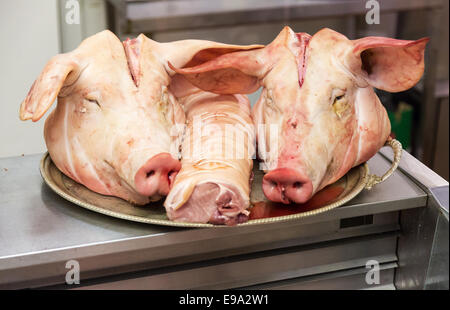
top-left (262, 168), bottom-right (313, 204)
top-left (134, 153), bottom-right (181, 199)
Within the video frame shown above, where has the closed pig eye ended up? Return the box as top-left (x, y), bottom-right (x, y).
top-left (332, 92), bottom-right (348, 118)
top-left (84, 97), bottom-right (101, 109)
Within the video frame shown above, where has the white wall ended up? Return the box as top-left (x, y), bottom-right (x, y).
top-left (0, 0), bottom-right (60, 158)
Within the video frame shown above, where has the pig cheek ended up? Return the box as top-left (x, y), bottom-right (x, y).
top-left (303, 139), bottom-right (330, 191)
top-left (44, 109), bottom-right (78, 182)
top-left (321, 115), bottom-right (359, 187)
top-left (293, 110), bottom-right (343, 192)
top-left (76, 165), bottom-right (112, 195)
top-left (72, 129), bottom-right (113, 195)
top-left (75, 109), bottom-right (121, 194)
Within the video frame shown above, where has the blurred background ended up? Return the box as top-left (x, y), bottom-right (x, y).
top-left (0, 0), bottom-right (448, 180)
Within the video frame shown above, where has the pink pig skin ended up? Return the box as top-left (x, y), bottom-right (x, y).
top-left (19, 30), bottom-right (261, 205)
top-left (170, 26), bottom-right (428, 204)
top-left (164, 75), bottom-right (255, 225)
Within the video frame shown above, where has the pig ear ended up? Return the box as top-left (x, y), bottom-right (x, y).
top-left (20, 55), bottom-right (80, 122)
top-left (352, 37), bottom-right (429, 92)
top-left (167, 27), bottom-right (298, 94)
top-left (168, 48), bottom-right (264, 94)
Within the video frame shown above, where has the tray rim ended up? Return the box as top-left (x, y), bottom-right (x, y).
top-left (39, 152), bottom-right (370, 228)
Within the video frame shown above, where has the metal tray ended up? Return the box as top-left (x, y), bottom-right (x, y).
top-left (39, 139), bottom-right (402, 228)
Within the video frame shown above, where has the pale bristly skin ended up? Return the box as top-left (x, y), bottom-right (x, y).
top-left (19, 30), bottom-right (262, 205)
top-left (170, 26), bottom-right (428, 204)
top-left (164, 75), bottom-right (255, 225)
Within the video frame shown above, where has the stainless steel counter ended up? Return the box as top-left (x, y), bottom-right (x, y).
top-left (0, 149), bottom-right (446, 289)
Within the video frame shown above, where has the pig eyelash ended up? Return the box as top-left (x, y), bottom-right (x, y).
top-left (330, 89), bottom-right (346, 103)
top-left (85, 98), bottom-right (101, 108)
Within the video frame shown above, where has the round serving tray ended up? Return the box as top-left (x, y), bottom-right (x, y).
top-left (39, 138), bottom-right (402, 228)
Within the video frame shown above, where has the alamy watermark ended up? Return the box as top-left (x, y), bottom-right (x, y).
top-left (65, 259), bottom-right (80, 285)
top-left (65, 0), bottom-right (80, 25)
top-left (365, 259), bottom-right (380, 285)
top-left (365, 0), bottom-right (380, 25)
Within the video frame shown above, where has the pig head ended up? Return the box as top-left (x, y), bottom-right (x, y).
top-left (170, 27), bottom-right (428, 204)
top-left (20, 30), bottom-right (262, 204)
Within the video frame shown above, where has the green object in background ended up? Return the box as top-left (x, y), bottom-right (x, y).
top-left (387, 102), bottom-right (413, 151)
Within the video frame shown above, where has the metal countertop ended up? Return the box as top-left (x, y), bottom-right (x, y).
top-left (0, 150), bottom-right (428, 288)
